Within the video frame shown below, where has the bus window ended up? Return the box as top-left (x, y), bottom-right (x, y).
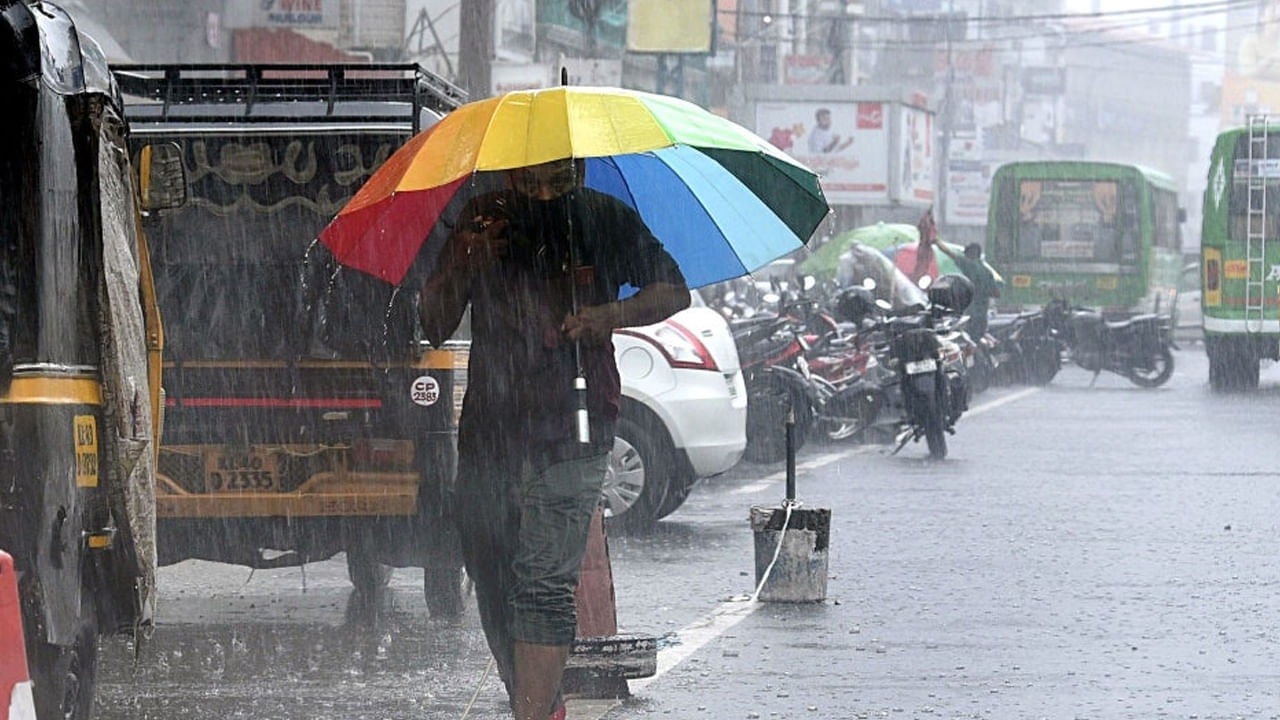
top-left (1118, 182), bottom-right (1141, 262)
top-left (1151, 189), bottom-right (1180, 250)
top-left (1016, 179), bottom-right (1137, 263)
top-left (1228, 132), bottom-right (1280, 242)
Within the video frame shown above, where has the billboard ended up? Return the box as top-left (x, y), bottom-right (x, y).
top-left (756, 100), bottom-right (891, 205)
top-left (627, 0), bottom-right (714, 53)
top-left (225, 0), bottom-right (341, 29)
top-left (898, 104), bottom-right (935, 204)
top-left (1222, 0), bottom-right (1280, 128)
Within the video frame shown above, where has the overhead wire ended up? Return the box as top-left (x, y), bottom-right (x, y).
top-left (732, 2), bottom-right (1253, 49)
top-left (719, 0), bottom-right (1256, 27)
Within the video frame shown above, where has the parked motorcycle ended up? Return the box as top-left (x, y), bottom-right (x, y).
top-left (734, 285), bottom-right (881, 463)
top-left (984, 308), bottom-right (1062, 387)
top-left (733, 312), bottom-right (813, 464)
top-left (834, 274), bottom-right (972, 459)
top-left (1044, 300), bottom-right (1174, 388)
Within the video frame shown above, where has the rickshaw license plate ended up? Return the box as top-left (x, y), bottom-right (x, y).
top-left (205, 451), bottom-right (278, 493)
top-left (904, 358), bottom-right (938, 375)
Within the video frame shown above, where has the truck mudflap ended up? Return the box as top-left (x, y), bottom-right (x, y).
top-left (98, 102), bottom-right (159, 631)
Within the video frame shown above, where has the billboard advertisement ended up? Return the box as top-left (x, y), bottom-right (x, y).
top-left (898, 104), bottom-right (935, 205)
top-left (1222, 0), bottom-right (1280, 128)
top-left (756, 100), bottom-right (891, 205)
top-left (627, 0), bottom-right (714, 53)
top-left (945, 160), bottom-right (995, 226)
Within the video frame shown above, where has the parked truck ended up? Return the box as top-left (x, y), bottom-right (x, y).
top-left (109, 63), bottom-right (470, 614)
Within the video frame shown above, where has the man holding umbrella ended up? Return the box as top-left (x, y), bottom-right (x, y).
top-left (317, 82), bottom-right (830, 719)
top-left (419, 158), bottom-right (690, 720)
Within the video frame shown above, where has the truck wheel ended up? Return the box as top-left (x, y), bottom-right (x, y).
top-left (1208, 338), bottom-right (1258, 392)
top-left (346, 540), bottom-right (393, 596)
top-left (30, 603), bottom-right (97, 720)
top-left (424, 567), bottom-right (465, 618)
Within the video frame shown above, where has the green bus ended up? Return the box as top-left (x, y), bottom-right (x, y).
top-left (1200, 118), bottom-right (1280, 390)
top-left (986, 161), bottom-right (1184, 313)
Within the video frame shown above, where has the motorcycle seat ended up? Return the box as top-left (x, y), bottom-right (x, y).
top-left (731, 316), bottom-right (786, 346)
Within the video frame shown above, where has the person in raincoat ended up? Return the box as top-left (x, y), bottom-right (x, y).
top-left (935, 240), bottom-right (1002, 339)
top-left (419, 158), bottom-right (690, 720)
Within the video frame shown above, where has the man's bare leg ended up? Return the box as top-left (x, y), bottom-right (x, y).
top-left (513, 641), bottom-right (569, 720)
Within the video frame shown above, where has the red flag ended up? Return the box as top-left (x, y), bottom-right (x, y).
top-left (909, 208), bottom-right (937, 282)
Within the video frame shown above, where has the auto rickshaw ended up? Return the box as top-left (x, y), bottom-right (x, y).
top-left (0, 2), bottom-right (185, 717)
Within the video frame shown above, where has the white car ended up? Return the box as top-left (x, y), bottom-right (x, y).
top-left (604, 292), bottom-right (747, 531)
top-left (1174, 261), bottom-right (1202, 343)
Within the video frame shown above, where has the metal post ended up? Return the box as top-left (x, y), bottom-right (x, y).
top-left (785, 400), bottom-right (796, 501)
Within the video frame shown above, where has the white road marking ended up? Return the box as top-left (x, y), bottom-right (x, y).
top-left (629, 597), bottom-right (761, 694)
top-left (729, 449), bottom-right (867, 495)
top-left (728, 388), bottom-right (1039, 496)
top-left (964, 386), bottom-right (1041, 416)
top-left (572, 387), bottom-right (1045, 718)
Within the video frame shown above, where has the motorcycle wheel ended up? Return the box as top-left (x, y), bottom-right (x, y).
top-left (923, 394), bottom-right (948, 459)
top-left (1022, 343), bottom-right (1061, 386)
top-left (911, 380), bottom-right (947, 460)
top-left (1128, 346), bottom-right (1175, 388)
top-left (744, 375), bottom-right (809, 464)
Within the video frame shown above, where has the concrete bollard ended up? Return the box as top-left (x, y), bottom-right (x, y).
top-left (749, 505), bottom-right (831, 603)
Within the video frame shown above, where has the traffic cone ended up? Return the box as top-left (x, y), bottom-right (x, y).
top-left (563, 508), bottom-right (656, 699)
top-left (1, 550), bottom-right (36, 720)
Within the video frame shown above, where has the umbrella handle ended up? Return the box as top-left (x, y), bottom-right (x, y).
top-left (574, 375), bottom-right (590, 443)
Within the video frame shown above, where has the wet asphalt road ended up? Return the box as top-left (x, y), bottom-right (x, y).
top-left (96, 346), bottom-right (1280, 720)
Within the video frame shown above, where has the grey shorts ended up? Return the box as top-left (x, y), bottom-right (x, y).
top-left (454, 446), bottom-right (608, 647)
top-left (509, 452), bottom-right (608, 645)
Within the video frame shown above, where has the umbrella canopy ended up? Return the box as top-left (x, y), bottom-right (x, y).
top-left (842, 222), bottom-right (921, 253)
top-left (810, 221), bottom-right (1003, 284)
top-left (319, 86), bottom-right (829, 288)
top-left (799, 222), bottom-right (916, 282)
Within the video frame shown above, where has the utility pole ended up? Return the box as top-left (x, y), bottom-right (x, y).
top-left (938, 1), bottom-right (956, 233)
top-left (459, 0), bottom-right (494, 99)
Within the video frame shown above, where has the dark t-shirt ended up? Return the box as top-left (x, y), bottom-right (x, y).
top-left (451, 187), bottom-right (685, 458)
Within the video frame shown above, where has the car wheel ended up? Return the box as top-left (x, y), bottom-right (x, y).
top-left (653, 470), bottom-right (696, 520)
top-left (602, 415), bottom-right (671, 533)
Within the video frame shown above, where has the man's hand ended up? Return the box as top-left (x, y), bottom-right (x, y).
top-left (562, 302), bottom-right (621, 346)
top-left (452, 214), bottom-right (509, 271)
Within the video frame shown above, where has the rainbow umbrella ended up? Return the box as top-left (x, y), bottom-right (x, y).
top-left (318, 86), bottom-right (829, 288)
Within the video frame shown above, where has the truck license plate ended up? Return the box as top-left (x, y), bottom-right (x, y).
top-left (205, 450), bottom-right (278, 493)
